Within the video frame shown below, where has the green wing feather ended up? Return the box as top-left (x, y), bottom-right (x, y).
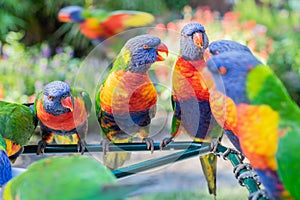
top-left (3, 156), bottom-right (118, 200)
top-left (0, 101), bottom-right (36, 146)
top-left (71, 88), bottom-right (92, 114)
top-left (247, 65), bottom-right (300, 198)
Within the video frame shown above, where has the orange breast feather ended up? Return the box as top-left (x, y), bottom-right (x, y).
top-left (100, 70), bottom-right (157, 114)
top-left (172, 57), bottom-right (209, 101)
top-left (236, 104), bottom-right (279, 170)
top-left (37, 98), bottom-right (88, 131)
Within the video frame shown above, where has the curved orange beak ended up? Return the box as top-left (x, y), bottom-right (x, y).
top-left (61, 96), bottom-right (73, 112)
top-left (156, 43), bottom-right (168, 61)
top-left (193, 32), bottom-right (203, 49)
top-left (58, 12), bottom-right (71, 22)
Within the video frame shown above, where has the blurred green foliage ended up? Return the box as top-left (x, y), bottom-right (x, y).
top-left (0, 32), bottom-right (81, 102)
top-left (234, 0), bottom-right (300, 105)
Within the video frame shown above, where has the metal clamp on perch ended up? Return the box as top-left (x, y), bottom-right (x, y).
top-left (215, 145), bottom-right (269, 200)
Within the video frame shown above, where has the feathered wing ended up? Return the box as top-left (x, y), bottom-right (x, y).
top-left (0, 101), bottom-right (37, 185)
top-left (95, 80), bottom-right (132, 170)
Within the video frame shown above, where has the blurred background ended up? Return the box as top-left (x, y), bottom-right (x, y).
top-left (1, 0), bottom-right (300, 199)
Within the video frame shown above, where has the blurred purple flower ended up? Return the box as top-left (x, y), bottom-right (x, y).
top-left (56, 47), bottom-right (64, 54)
top-left (41, 44), bottom-right (51, 58)
top-left (34, 81), bottom-right (43, 92)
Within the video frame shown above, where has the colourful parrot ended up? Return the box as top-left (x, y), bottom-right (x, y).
top-left (95, 34), bottom-right (168, 169)
top-left (206, 46), bottom-right (300, 199)
top-left (34, 81), bottom-right (92, 155)
top-left (3, 156), bottom-right (151, 200)
top-left (58, 5), bottom-right (155, 44)
top-left (205, 39), bottom-right (258, 153)
top-left (158, 22), bottom-right (223, 197)
top-left (0, 101), bottom-right (37, 185)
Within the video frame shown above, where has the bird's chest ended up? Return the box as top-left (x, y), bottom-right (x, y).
top-left (36, 100), bottom-right (87, 131)
top-left (172, 60), bottom-right (209, 101)
top-left (100, 71), bottom-right (157, 114)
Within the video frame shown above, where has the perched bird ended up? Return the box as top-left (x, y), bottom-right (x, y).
top-left (159, 22), bottom-right (222, 197)
top-left (95, 34), bottom-right (168, 169)
top-left (35, 81), bottom-right (92, 155)
top-left (207, 48), bottom-right (300, 199)
top-left (208, 40), bottom-right (253, 56)
top-left (0, 101), bottom-right (37, 185)
top-left (205, 39), bottom-right (257, 152)
top-left (3, 156), bottom-right (151, 200)
top-left (58, 5), bottom-right (155, 44)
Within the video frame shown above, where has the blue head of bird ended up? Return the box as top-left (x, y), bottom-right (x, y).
top-left (58, 6), bottom-right (84, 23)
top-left (43, 81), bottom-right (74, 116)
top-left (206, 51), bottom-right (261, 104)
top-left (120, 34), bottom-right (168, 73)
top-left (180, 22), bottom-right (209, 61)
top-left (208, 40), bottom-right (253, 56)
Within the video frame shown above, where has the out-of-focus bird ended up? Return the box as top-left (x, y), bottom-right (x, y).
top-left (0, 101), bottom-right (37, 185)
top-left (159, 22), bottom-right (222, 197)
top-left (35, 81), bottom-right (92, 155)
top-left (58, 5), bottom-right (155, 44)
top-left (207, 46), bottom-right (300, 199)
top-left (95, 34), bottom-right (168, 169)
top-left (205, 39), bottom-right (257, 152)
top-left (3, 156), bottom-right (151, 200)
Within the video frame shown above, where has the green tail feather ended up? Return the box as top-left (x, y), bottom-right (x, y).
top-left (199, 153), bottom-right (217, 197)
top-left (103, 152), bottom-right (131, 170)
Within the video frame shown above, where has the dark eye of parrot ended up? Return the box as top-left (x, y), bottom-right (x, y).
top-left (218, 66), bottom-right (227, 75)
top-left (142, 44), bottom-right (149, 49)
top-left (80, 92), bottom-right (85, 97)
top-left (48, 95), bottom-right (54, 101)
top-left (62, 93), bottom-right (70, 99)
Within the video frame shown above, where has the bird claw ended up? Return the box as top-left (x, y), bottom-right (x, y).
top-left (159, 137), bottom-right (174, 150)
top-left (210, 138), bottom-right (221, 153)
top-left (77, 139), bottom-right (86, 155)
top-left (101, 139), bottom-right (111, 156)
top-left (37, 140), bottom-right (47, 155)
top-left (142, 137), bottom-right (154, 153)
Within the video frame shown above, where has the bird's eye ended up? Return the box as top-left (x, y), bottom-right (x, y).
top-left (182, 33), bottom-right (188, 38)
top-left (218, 66), bottom-right (227, 75)
top-left (80, 92), bottom-right (85, 97)
top-left (48, 96), bottom-right (54, 101)
top-left (62, 93), bottom-right (70, 99)
top-left (142, 44), bottom-right (149, 49)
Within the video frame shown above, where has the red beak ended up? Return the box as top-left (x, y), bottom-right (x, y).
top-left (156, 43), bottom-right (168, 61)
top-left (193, 32), bottom-right (203, 48)
top-left (204, 48), bottom-right (212, 61)
top-left (61, 96), bottom-right (73, 112)
top-left (58, 13), bottom-right (71, 22)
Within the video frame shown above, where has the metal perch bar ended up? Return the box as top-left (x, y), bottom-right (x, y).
top-left (22, 141), bottom-right (209, 154)
top-left (22, 142), bottom-right (268, 199)
top-left (112, 143), bottom-right (211, 178)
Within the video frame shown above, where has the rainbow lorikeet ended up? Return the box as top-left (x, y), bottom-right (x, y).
top-left (95, 34), bottom-right (168, 169)
top-left (205, 39), bottom-right (257, 152)
top-left (0, 101), bottom-right (37, 185)
top-left (3, 156), bottom-right (150, 200)
top-left (34, 81), bottom-right (92, 155)
top-left (206, 44), bottom-right (300, 199)
top-left (159, 22), bottom-right (222, 197)
top-left (58, 5), bottom-right (155, 44)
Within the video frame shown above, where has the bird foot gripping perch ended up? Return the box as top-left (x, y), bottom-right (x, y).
top-left (214, 144), bottom-right (270, 200)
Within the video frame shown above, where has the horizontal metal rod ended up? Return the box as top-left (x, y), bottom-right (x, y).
top-left (22, 142), bottom-right (210, 154)
top-left (112, 144), bottom-right (211, 178)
